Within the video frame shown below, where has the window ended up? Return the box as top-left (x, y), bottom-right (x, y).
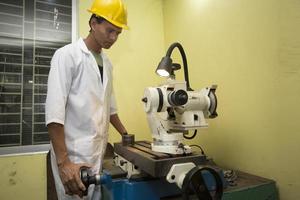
top-left (0, 0), bottom-right (76, 147)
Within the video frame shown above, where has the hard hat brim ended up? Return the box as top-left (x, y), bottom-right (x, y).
top-left (88, 9), bottom-right (129, 30)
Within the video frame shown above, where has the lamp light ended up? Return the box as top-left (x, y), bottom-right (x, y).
top-left (155, 42), bottom-right (193, 91)
top-left (155, 56), bottom-right (173, 77)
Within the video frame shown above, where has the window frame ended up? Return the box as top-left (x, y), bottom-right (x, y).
top-left (0, 0), bottom-right (78, 155)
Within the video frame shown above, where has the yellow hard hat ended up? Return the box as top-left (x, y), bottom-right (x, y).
top-left (88, 0), bottom-right (129, 30)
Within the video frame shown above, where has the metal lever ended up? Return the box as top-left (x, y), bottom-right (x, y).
top-left (80, 168), bottom-right (101, 196)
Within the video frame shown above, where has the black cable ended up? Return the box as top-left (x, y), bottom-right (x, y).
top-left (165, 42), bottom-right (193, 91)
top-left (183, 130), bottom-right (197, 140)
top-left (189, 144), bottom-right (206, 155)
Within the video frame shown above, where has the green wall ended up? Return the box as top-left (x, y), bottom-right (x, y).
top-left (0, 154), bottom-right (47, 199)
top-left (1, 0), bottom-right (299, 199)
top-left (162, 0), bottom-right (300, 200)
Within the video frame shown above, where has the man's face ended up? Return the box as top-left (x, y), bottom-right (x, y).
top-left (92, 19), bottom-right (122, 49)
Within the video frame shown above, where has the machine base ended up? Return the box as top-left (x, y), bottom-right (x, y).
top-left (102, 178), bottom-right (181, 200)
top-left (101, 171), bottom-right (278, 200)
top-left (101, 142), bottom-right (278, 200)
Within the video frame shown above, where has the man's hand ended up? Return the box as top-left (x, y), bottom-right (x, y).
top-left (58, 159), bottom-right (92, 197)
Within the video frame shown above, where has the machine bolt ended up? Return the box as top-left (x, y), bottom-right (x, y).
top-left (120, 160), bottom-right (127, 166)
top-left (142, 97), bottom-right (148, 103)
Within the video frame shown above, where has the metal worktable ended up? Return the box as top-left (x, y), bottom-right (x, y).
top-left (101, 142), bottom-right (278, 200)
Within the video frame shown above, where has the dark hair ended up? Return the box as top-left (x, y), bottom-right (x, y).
top-left (89, 14), bottom-right (105, 32)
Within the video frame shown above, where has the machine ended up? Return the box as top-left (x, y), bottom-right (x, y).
top-left (142, 42), bottom-right (218, 155)
top-left (81, 42), bottom-right (225, 200)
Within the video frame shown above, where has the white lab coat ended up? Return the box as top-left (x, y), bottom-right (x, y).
top-left (46, 38), bottom-right (117, 200)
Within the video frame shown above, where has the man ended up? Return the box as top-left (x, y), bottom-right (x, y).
top-left (45, 0), bottom-right (129, 199)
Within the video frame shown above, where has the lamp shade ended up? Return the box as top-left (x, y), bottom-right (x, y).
top-left (155, 56), bottom-right (173, 77)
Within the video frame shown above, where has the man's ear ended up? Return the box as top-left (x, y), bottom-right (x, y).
top-left (90, 17), bottom-right (97, 32)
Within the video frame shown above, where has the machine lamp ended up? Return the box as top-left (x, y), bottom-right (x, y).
top-left (156, 56), bottom-right (173, 77)
top-left (155, 42), bottom-right (193, 91)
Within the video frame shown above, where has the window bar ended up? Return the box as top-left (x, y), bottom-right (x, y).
top-left (20, 0), bottom-right (25, 146)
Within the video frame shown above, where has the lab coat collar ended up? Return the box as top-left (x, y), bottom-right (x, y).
top-left (78, 38), bottom-right (90, 54)
top-left (78, 37), bottom-right (101, 79)
top-left (78, 37), bottom-right (109, 94)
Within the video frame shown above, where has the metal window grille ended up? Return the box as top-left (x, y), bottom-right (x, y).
top-left (0, 0), bottom-right (73, 147)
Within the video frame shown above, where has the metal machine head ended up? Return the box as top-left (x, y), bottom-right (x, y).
top-left (142, 43), bottom-right (218, 155)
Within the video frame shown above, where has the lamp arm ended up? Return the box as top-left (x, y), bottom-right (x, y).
top-left (166, 42), bottom-right (193, 91)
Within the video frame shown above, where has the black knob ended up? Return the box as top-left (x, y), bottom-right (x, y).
top-left (168, 89), bottom-right (188, 106)
top-left (122, 134), bottom-right (135, 146)
top-left (142, 97), bottom-right (148, 103)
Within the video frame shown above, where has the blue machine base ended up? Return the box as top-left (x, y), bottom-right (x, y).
top-left (102, 170), bottom-right (225, 200)
top-left (101, 171), bottom-right (277, 200)
top-left (103, 178), bottom-right (181, 200)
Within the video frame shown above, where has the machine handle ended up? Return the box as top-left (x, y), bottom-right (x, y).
top-left (80, 168), bottom-right (101, 196)
top-left (181, 166), bottom-right (223, 200)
